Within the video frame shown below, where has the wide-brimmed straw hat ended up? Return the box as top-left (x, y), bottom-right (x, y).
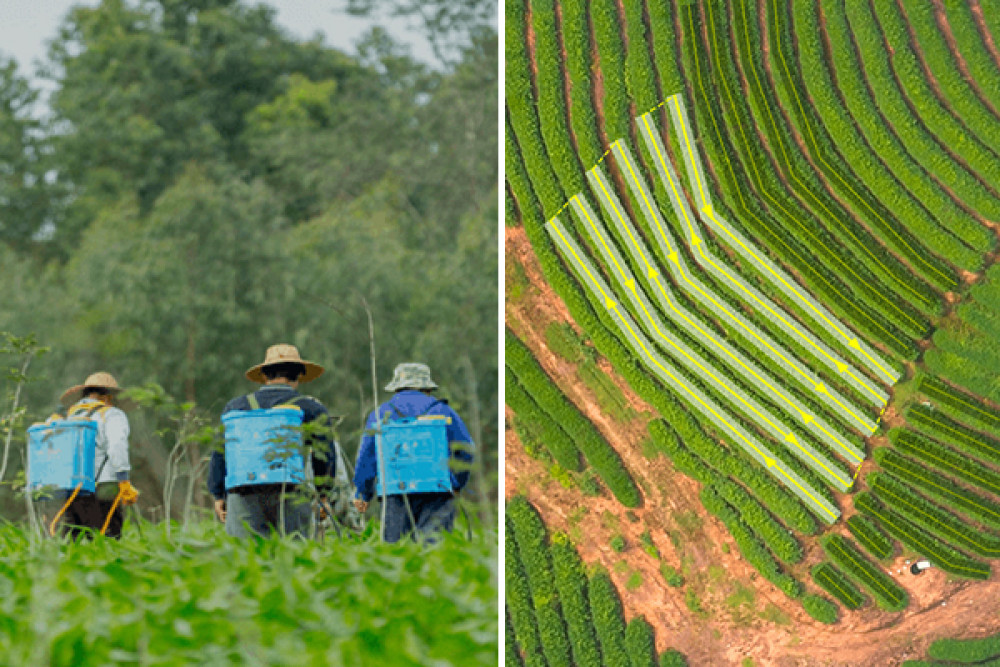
top-left (245, 344), bottom-right (324, 384)
top-left (60, 372), bottom-right (123, 406)
top-left (385, 362), bottom-right (438, 392)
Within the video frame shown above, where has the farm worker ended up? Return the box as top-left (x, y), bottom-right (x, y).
top-left (208, 344), bottom-right (336, 538)
top-left (353, 362), bottom-right (475, 543)
top-left (54, 372), bottom-right (139, 539)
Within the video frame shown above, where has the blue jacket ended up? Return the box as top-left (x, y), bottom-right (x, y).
top-left (353, 390), bottom-right (474, 502)
top-left (208, 385), bottom-right (335, 499)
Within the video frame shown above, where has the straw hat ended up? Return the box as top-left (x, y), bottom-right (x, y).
top-left (60, 372), bottom-right (123, 406)
top-left (385, 362), bottom-right (438, 392)
top-left (245, 344), bottom-right (324, 384)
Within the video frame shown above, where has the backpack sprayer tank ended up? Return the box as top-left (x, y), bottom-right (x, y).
top-left (222, 405), bottom-right (306, 489)
top-left (376, 415), bottom-right (452, 495)
top-left (27, 420), bottom-right (99, 493)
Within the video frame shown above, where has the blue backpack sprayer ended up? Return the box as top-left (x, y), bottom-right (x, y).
top-left (221, 397), bottom-right (308, 490)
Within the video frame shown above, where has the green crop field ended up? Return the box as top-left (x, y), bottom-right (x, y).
top-left (506, 0), bottom-right (1000, 661)
top-left (0, 519), bottom-right (497, 666)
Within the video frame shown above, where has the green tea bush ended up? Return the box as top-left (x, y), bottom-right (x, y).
top-left (919, 376), bottom-right (1000, 434)
top-left (927, 630), bottom-right (1000, 663)
top-left (506, 611), bottom-right (523, 667)
top-left (659, 649), bottom-right (689, 667)
top-left (589, 571), bottom-right (631, 667)
top-left (0, 520), bottom-right (497, 666)
top-left (625, 617), bottom-right (657, 667)
top-left (506, 368), bottom-right (582, 471)
top-left (560, 0), bottom-right (603, 166)
top-left (507, 497), bottom-right (573, 666)
top-left (811, 562), bottom-right (865, 610)
top-left (907, 404), bottom-right (1000, 467)
top-left (589, 0), bottom-right (629, 141)
top-left (940, 1), bottom-right (1000, 118)
top-left (846, 515), bottom-right (893, 560)
top-left (801, 594), bottom-right (839, 624)
top-left (550, 533), bottom-right (603, 667)
top-left (890, 428), bottom-right (1000, 496)
top-left (821, 534), bottom-right (907, 611)
top-left (506, 521), bottom-right (546, 667)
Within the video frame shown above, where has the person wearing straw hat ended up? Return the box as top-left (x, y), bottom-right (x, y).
top-left (352, 363), bottom-right (475, 543)
top-left (208, 344), bottom-right (336, 538)
top-left (51, 372), bottom-right (139, 539)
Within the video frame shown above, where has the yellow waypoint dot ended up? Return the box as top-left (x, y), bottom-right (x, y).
top-left (836, 363), bottom-right (847, 373)
top-left (691, 235), bottom-right (701, 245)
top-left (765, 458), bottom-right (775, 468)
top-left (849, 339), bottom-right (860, 349)
top-left (802, 414), bottom-right (814, 424)
top-left (815, 384), bottom-right (826, 393)
top-left (785, 433), bottom-right (797, 444)
top-left (668, 252), bottom-right (679, 264)
top-left (702, 204), bottom-right (713, 215)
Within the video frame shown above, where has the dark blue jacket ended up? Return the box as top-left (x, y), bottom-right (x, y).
top-left (208, 385), bottom-right (335, 499)
top-left (353, 390), bottom-right (474, 502)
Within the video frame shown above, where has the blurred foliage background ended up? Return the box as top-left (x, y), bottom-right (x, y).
top-left (0, 0), bottom-right (498, 518)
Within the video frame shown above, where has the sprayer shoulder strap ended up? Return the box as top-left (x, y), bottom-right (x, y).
top-left (246, 393), bottom-right (306, 412)
top-left (384, 399), bottom-right (445, 422)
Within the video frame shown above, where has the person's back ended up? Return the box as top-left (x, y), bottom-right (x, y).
top-left (353, 363), bottom-right (475, 543)
top-left (208, 344), bottom-right (335, 538)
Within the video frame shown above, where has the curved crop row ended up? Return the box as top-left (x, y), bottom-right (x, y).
top-left (901, 0), bottom-right (1000, 155)
top-left (505, 521), bottom-right (546, 667)
top-left (550, 533), bottom-right (603, 667)
top-left (621, 0), bottom-right (658, 116)
top-left (919, 375), bottom-right (1000, 435)
top-left (675, 1), bottom-right (917, 356)
top-left (714, 475), bottom-right (804, 564)
top-left (729, 0), bottom-right (956, 295)
top-left (869, 0), bottom-right (1000, 188)
top-left (625, 617), bottom-right (657, 667)
top-left (801, 594), bottom-right (839, 624)
top-left (941, 1), bottom-right (1000, 121)
top-left (701, 485), bottom-right (803, 598)
top-left (506, 611), bottom-right (524, 667)
top-left (589, 571), bottom-right (631, 667)
top-left (702, 0), bottom-right (940, 325)
top-left (824, 0), bottom-right (1000, 221)
top-left (811, 562), bottom-right (866, 609)
top-left (789, 0), bottom-right (987, 265)
top-left (868, 472), bottom-right (1000, 559)
top-left (846, 515), bottom-right (893, 560)
top-left (507, 496), bottom-right (573, 666)
top-left (560, 0), bottom-right (603, 166)
top-left (821, 534), bottom-right (908, 611)
top-left (506, 367), bottom-right (582, 470)
top-left (505, 11), bottom-right (564, 214)
top-left (590, 0), bottom-right (629, 142)
top-left (856, 491), bottom-right (991, 580)
top-left (506, 330), bottom-right (641, 507)
top-left (874, 447), bottom-right (1000, 531)
top-left (890, 428), bottom-right (1000, 496)
top-left (906, 404), bottom-right (1000, 468)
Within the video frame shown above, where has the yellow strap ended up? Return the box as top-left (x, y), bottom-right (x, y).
top-left (49, 482), bottom-right (84, 537)
top-left (100, 488), bottom-right (124, 536)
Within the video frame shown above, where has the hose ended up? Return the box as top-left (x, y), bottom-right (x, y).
top-left (49, 482), bottom-right (83, 537)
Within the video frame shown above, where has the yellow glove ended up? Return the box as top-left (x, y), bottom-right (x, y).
top-left (118, 481), bottom-right (140, 506)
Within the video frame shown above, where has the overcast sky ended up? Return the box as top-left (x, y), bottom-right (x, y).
top-left (0, 0), bottom-right (436, 77)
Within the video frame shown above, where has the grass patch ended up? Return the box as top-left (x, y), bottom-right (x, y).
top-left (724, 584), bottom-right (756, 626)
top-left (601, 510), bottom-right (619, 532)
top-left (578, 360), bottom-right (636, 423)
top-left (761, 603), bottom-right (791, 626)
top-left (626, 571), bottom-right (643, 591)
top-left (684, 588), bottom-right (710, 619)
top-left (641, 437), bottom-right (660, 459)
top-left (545, 322), bottom-right (584, 363)
top-left (506, 255), bottom-right (530, 304)
top-left (675, 510), bottom-right (703, 538)
top-left (707, 565), bottom-right (726, 584)
top-left (575, 469), bottom-right (603, 496)
top-left (640, 531), bottom-right (659, 559)
top-left (610, 535), bottom-right (626, 553)
top-left (614, 560), bottom-right (630, 575)
top-left (660, 563), bottom-right (685, 587)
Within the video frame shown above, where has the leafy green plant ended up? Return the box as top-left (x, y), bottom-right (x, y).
top-left (625, 617), bottom-right (657, 667)
top-left (821, 535), bottom-right (907, 611)
top-left (610, 534), bottom-right (626, 553)
top-left (811, 562), bottom-right (865, 610)
top-left (801, 594), bottom-right (839, 624)
top-left (846, 515), bottom-right (893, 561)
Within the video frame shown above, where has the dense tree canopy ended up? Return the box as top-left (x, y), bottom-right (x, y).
top-left (0, 0), bottom-right (498, 508)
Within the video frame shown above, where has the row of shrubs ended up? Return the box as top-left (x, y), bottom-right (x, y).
top-left (821, 534), bottom-right (908, 611)
top-left (674, 2), bottom-right (917, 358)
top-left (506, 331), bottom-right (641, 507)
top-left (868, 472), bottom-right (1000, 559)
top-left (906, 403), bottom-right (1000, 468)
top-left (811, 562), bottom-right (866, 610)
top-left (505, 520), bottom-right (546, 667)
top-left (845, 515), bottom-right (893, 561)
top-left (787, 0), bottom-right (985, 271)
top-left (559, 0), bottom-right (603, 167)
top-left (874, 447), bottom-right (1000, 531)
top-left (732, 0), bottom-right (958, 295)
top-left (856, 490), bottom-right (991, 580)
top-left (589, 0), bottom-right (630, 142)
top-left (550, 531), bottom-right (603, 667)
top-left (867, 0), bottom-right (1000, 196)
top-left (941, 1), bottom-right (1000, 125)
top-left (919, 375), bottom-right (1000, 435)
top-left (926, 630), bottom-right (1000, 663)
top-left (890, 428), bottom-right (1000, 496)
top-left (823, 0), bottom-right (1000, 221)
top-left (506, 368), bottom-right (581, 471)
top-left (700, 0), bottom-right (941, 327)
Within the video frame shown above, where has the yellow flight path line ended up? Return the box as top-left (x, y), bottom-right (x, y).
top-left (830, 540), bottom-right (904, 605)
top-left (669, 94), bottom-right (901, 381)
top-left (746, 1), bottom-right (953, 289)
top-left (874, 483), bottom-right (1000, 557)
top-left (707, 5), bottom-right (935, 313)
top-left (575, 197), bottom-right (832, 464)
top-left (888, 458), bottom-right (1000, 521)
top-left (912, 412), bottom-right (1000, 453)
top-left (548, 218), bottom-right (838, 521)
top-left (677, 7), bottom-right (915, 355)
top-left (624, 129), bottom-right (884, 433)
top-left (902, 443), bottom-right (1000, 492)
top-left (589, 162), bottom-right (863, 464)
top-left (923, 384), bottom-right (1000, 427)
top-left (815, 569), bottom-right (863, 606)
